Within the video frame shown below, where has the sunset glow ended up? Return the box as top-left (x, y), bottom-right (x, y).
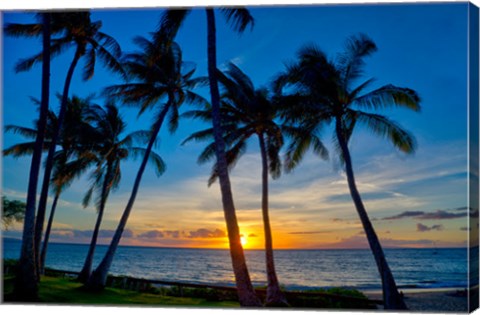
top-left (240, 235), bottom-right (247, 247)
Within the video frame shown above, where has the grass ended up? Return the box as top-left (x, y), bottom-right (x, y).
top-left (3, 276), bottom-right (238, 307)
top-left (3, 260), bottom-right (374, 309)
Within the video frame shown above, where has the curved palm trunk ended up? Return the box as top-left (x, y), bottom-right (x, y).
top-left (39, 190), bottom-right (60, 275)
top-left (258, 135), bottom-right (288, 306)
top-left (206, 9), bottom-right (260, 307)
top-left (85, 107), bottom-right (169, 290)
top-left (13, 13), bottom-right (51, 301)
top-left (335, 118), bottom-right (407, 310)
top-left (34, 45), bottom-right (82, 277)
top-left (78, 163), bottom-right (113, 283)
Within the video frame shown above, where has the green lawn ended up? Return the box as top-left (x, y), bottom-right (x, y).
top-left (3, 276), bottom-right (239, 307)
top-left (3, 272), bottom-right (374, 309)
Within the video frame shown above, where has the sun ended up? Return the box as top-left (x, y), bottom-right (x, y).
top-left (240, 235), bottom-right (247, 247)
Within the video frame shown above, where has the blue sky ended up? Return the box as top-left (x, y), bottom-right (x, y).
top-left (1, 2), bottom-right (474, 248)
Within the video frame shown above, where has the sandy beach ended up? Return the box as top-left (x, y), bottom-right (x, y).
top-left (365, 288), bottom-right (471, 312)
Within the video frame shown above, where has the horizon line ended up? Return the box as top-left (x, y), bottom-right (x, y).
top-left (2, 237), bottom-right (470, 251)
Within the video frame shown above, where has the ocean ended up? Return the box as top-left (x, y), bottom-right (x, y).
top-left (2, 238), bottom-right (469, 291)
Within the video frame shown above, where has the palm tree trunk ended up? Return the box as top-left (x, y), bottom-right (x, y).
top-left (206, 8), bottom-right (260, 307)
top-left (39, 189), bottom-right (60, 275)
top-left (13, 13), bottom-right (51, 301)
top-left (258, 134), bottom-right (288, 306)
top-left (335, 117), bottom-right (407, 310)
top-left (34, 45), bottom-right (82, 277)
top-left (85, 107), bottom-right (169, 291)
top-left (78, 163), bottom-right (113, 283)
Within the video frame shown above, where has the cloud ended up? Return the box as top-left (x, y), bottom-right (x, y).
top-left (326, 192), bottom-right (396, 203)
top-left (138, 230), bottom-right (183, 239)
top-left (325, 234), bottom-right (463, 249)
top-left (188, 228), bottom-right (226, 239)
top-left (71, 229), bottom-right (133, 238)
top-left (383, 211), bottom-right (425, 220)
top-left (416, 223), bottom-right (444, 232)
top-left (418, 210), bottom-right (466, 220)
top-left (382, 208), bottom-right (468, 221)
top-left (138, 230), bottom-right (165, 239)
top-left (165, 230), bottom-right (181, 238)
top-left (288, 231), bottom-right (328, 235)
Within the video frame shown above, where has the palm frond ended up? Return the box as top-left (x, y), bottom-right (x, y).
top-left (181, 109), bottom-right (212, 122)
top-left (94, 40), bottom-right (127, 80)
top-left (353, 84), bottom-right (421, 112)
top-left (337, 33), bottom-right (377, 88)
top-left (155, 9), bottom-right (191, 44)
top-left (167, 106), bottom-right (179, 134)
top-left (197, 142), bottom-right (217, 165)
top-left (207, 137), bottom-right (248, 186)
top-left (14, 37), bottom-right (72, 73)
top-left (4, 125), bottom-right (38, 138)
top-left (3, 141), bottom-right (47, 157)
top-left (349, 78), bottom-right (375, 100)
top-left (353, 109), bottom-right (417, 153)
top-left (130, 147), bottom-right (166, 176)
top-left (82, 187), bottom-right (95, 208)
top-left (82, 47), bottom-right (96, 80)
top-left (183, 91), bottom-right (210, 108)
top-left (266, 133), bottom-right (283, 179)
top-left (220, 8), bottom-right (254, 33)
top-left (121, 130), bottom-right (154, 146)
top-left (283, 124), bottom-right (328, 172)
top-left (4, 22), bottom-right (42, 37)
top-left (181, 128), bottom-right (214, 145)
top-left (224, 62), bottom-right (255, 96)
top-left (95, 31), bottom-right (122, 58)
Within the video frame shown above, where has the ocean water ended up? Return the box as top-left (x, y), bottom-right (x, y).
top-left (2, 238), bottom-right (468, 291)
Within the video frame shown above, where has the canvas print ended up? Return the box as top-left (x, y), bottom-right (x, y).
top-left (1, 1), bottom-right (479, 313)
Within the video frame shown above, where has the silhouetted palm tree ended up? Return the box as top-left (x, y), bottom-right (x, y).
top-left (76, 102), bottom-right (160, 282)
top-left (4, 13), bottom-right (53, 300)
top-left (156, 8), bottom-right (260, 306)
top-left (85, 37), bottom-right (204, 290)
top-left (183, 62), bottom-right (289, 306)
top-left (274, 34), bottom-right (420, 309)
top-left (4, 95), bottom-right (98, 273)
top-left (39, 95), bottom-right (99, 274)
top-left (32, 13), bottom-right (125, 278)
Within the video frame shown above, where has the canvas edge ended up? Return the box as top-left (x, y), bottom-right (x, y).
top-left (468, 1), bottom-right (480, 313)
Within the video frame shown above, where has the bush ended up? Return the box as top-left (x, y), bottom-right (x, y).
top-left (3, 259), bottom-right (18, 275)
top-left (287, 287), bottom-right (375, 309)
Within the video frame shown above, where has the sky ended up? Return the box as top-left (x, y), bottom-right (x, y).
top-left (1, 1), bottom-right (476, 250)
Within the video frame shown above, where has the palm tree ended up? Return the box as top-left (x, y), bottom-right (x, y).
top-left (156, 8), bottom-right (261, 306)
top-left (76, 102), bottom-right (160, 283)
top-left (84, 37), bottom-right (204, 290)
top-left (2, 197), bottom-right (26, 230)
top-left (4, 13), bottom-right (52, 300)
top-left (183, 63), bottom-right (294, 306)
top-left (3, 95), bottom-right (98, 274)
top-left (28, 12), bottom-right (125, 277)
top-left (39, 95), bottom-right (100, 274)
top-left (274, 34), bottom-right (420, 309)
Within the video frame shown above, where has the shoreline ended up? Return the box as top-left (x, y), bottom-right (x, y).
top-left (362, 286), bottom-right (468, 295)
top-left (363, 287), bottom-right (471, 312)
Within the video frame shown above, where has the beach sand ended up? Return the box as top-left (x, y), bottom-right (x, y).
top-left (364, 288), bottom-right (470, 312)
